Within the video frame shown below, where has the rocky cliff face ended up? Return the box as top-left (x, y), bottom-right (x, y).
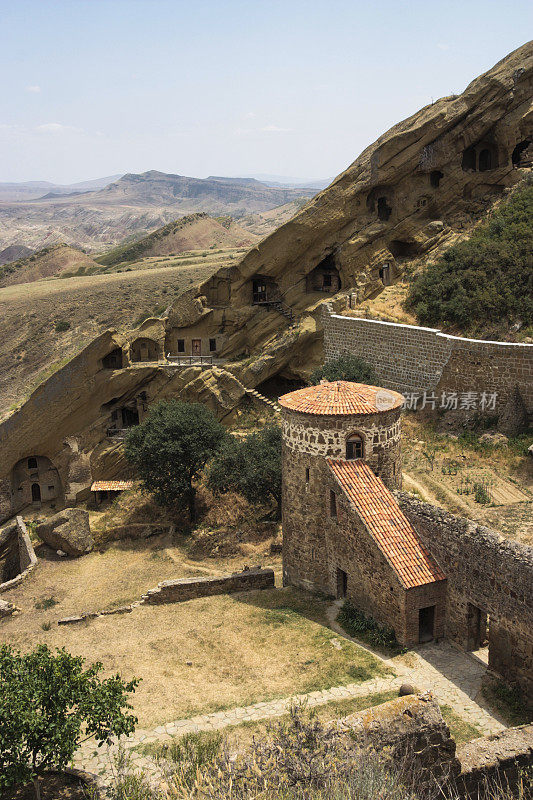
top-left (1, 43), bottom-right (532, 521)
top-left (166, 43), bottom-right (532, 382)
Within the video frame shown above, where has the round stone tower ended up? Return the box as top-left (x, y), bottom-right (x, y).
top-left (278, 380), bottom-right (404, 594)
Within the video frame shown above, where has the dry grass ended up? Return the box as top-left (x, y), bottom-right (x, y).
top-left (401, 417), bottom-right (533, 544)
top-left (0, 249), bottom-right (231, 415)
top-left (0, 585), bottom-right (388, 728)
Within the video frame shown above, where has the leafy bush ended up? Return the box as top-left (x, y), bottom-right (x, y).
top-left (124, 400), bottom-right (225, 521)
top-left (337, 602), bottom-right (404, 655)
top-left (310, 355), bottom-right (376, 385)
top-left (208, 424), bottom-right (282, 517)
top-left (54, 320), bottom-right (71, 332)
top-left (0, 645), bottom-right (138, 798)
top-left (406, 185), bottom-right (533, 335)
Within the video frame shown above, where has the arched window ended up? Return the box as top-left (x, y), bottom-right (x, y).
top-left (346, 434), bottom-right (364, 460)
top-left (478, 148), bottom-right (492, 172)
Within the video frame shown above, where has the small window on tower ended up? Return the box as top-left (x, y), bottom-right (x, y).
top-left (329, 490), bottom-right (337, 518)
top-left (209, 338), bottom-right (217, 352)
top-left (346, 434), bottom-right (364, 460)
top-left (177, 339), bottom-right (185, 353)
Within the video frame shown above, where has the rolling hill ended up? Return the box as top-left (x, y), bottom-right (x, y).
top-left (0, 244), bottom-right (101, 288)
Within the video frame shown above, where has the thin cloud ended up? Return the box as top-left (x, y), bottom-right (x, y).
top-left (437, 43), bottom-right (450, 51)
top-left (260, 124), bottom-right (291, 133)
top-left (26, 85), bottom-right (41, 93)
top-left (36, 122), bottom-right (81, 134)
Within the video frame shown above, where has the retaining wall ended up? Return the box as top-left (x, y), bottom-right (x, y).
top-left (323, 308), bottom-right (533, 427)
top-left (0, 516), bottom-right (37, 593)
top-left (141, 568), bottom-right (275, 604)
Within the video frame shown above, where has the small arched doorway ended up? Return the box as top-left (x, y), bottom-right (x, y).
top-left (31, 483), bottom-right (41, 502)
top-left (478, 148), bottom-right (492, 172)
top-left (346, 434), bottom-right (364, 460)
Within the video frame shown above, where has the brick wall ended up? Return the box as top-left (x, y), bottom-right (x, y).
top-left (140, 568), bottom-right (275, 604)
top-left (397, 493), bottom-right (533, 704)
top-left (323, 309), bottom-right (533, 423)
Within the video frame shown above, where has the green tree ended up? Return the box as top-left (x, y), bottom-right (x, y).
top-left (0, 644), bottom-right (138, 800)
top-left (310, 354), bottom-right (376, 385)
top-left (124, 399), bottom-right (225, 521)
top-left (208, 424), bottom-right (282, 518)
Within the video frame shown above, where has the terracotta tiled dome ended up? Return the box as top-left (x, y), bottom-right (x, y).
top-left (278, 380), bottom-right (404, 416)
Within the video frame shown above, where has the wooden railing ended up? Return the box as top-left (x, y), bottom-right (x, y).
top-left (167, 355), bottom-right (214, 366)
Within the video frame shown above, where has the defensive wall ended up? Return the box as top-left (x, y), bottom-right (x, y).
top-left (323, 307), bottom-right (533, 430)
top-left (397, 493), bottom-right (533, 705)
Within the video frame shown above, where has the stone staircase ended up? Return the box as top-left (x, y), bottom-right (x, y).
top-left (244, 388), bottom-right (281, 414)
top-left (264, 300), bottom-right (295, 324)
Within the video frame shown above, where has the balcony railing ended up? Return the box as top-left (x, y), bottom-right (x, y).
top-left (167, 355), bottom-right (215, 366)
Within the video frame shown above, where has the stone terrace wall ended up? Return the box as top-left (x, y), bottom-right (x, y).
top-left (141, 568), bottom-right (275, 604)
top-left (456, 724), bottom-right (533, 799)
top-left (397, 493), bottom-right (533, 704)
top-left (337, 695), bottom-right (533, 799)
top-left (323, 308), bottom-right (533, 420)
top-left (0, 516), bottom-right (37, 593)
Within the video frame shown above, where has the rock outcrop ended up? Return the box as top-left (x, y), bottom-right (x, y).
top-left (36, 509), bottom-right (94, 556)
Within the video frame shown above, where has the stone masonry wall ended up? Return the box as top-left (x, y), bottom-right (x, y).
top-left (337, 695), bottom-right (533, 799)
top-left (141, 568), bottom-right (275, 604)
top-left (323, 309), bottom-right (533, 421)
top-left (456, 723), bottom-right (533, 799)
top-left (281, 406), bottom-right (402, 491)
top-left (0, 517), bottom-right (37, 593)
top-left (397, 493), bottom-right (533, 704)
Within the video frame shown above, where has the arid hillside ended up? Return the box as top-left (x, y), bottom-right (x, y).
top-left (0, 243), bottom-right (100, 288)
top-left (96, 213), bottom-right (258, 267)
top-left (0, 251), bottom-right (229, 414)
top-left (0, 171), bottom-right (314, 253)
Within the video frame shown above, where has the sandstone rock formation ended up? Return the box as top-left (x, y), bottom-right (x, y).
top-left (36, 508), bottom-right (94, 556)
top-left (0, 43), bottom-right (531, 522)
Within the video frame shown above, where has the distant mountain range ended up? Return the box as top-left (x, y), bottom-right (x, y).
top-left (0, 175), bottom-right (123, 202)
top-left (0, 170), bottom-right (317, 252)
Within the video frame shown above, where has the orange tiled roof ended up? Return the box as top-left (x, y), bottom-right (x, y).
top-left (327, 459), bottom-right (445, 588)
top-left (278, 381), bottom-right (404, 416)
top-left (91, 481), bottom-right (135, 492)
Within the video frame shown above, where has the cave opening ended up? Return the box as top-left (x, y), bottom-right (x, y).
top-left (306, 254), bottom-right (341, 293)
top-left (388, 240), bottom-right (419, 258)
top-left (430, 170), bottom-right (443, 188)
top-left (377, 197), bottom-right (392, 222)
top-left (462, 146), bottom-right (477, 171)
top-left (512, 139), bottom-right (532, 166)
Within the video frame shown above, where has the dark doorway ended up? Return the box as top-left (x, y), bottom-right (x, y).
top-left (31, 483), bottom-right (41, 503)
top-left (121, 406), bottom-right (139, 428)
top-left (252, 279), bottom-right (267, 304)
top-left (377, 196), bottom-right (392, 221)
top-left (512, 139), bottom-right (531, 166)
top-left (462, 146), bottom-right (477, 171)
top-left (336, 568), bottom-right (348, 599)
top-left (192, 339), bottom-right (202, 356)
top-left (379, 265), bottom-right (391, 286)
top-left (102, 349), bottom-right (123, 370)
top-left (418, 606), bottom-right (435, 643)
top-left (430, 170), bottom-right (443, 188)
top-left (466, 603), bottom-right (488, 650)
top-left (478, 148), bottom-right (492, 172)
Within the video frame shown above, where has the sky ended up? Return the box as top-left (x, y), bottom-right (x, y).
top-left (0, 0), bottom-right (531, 185)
